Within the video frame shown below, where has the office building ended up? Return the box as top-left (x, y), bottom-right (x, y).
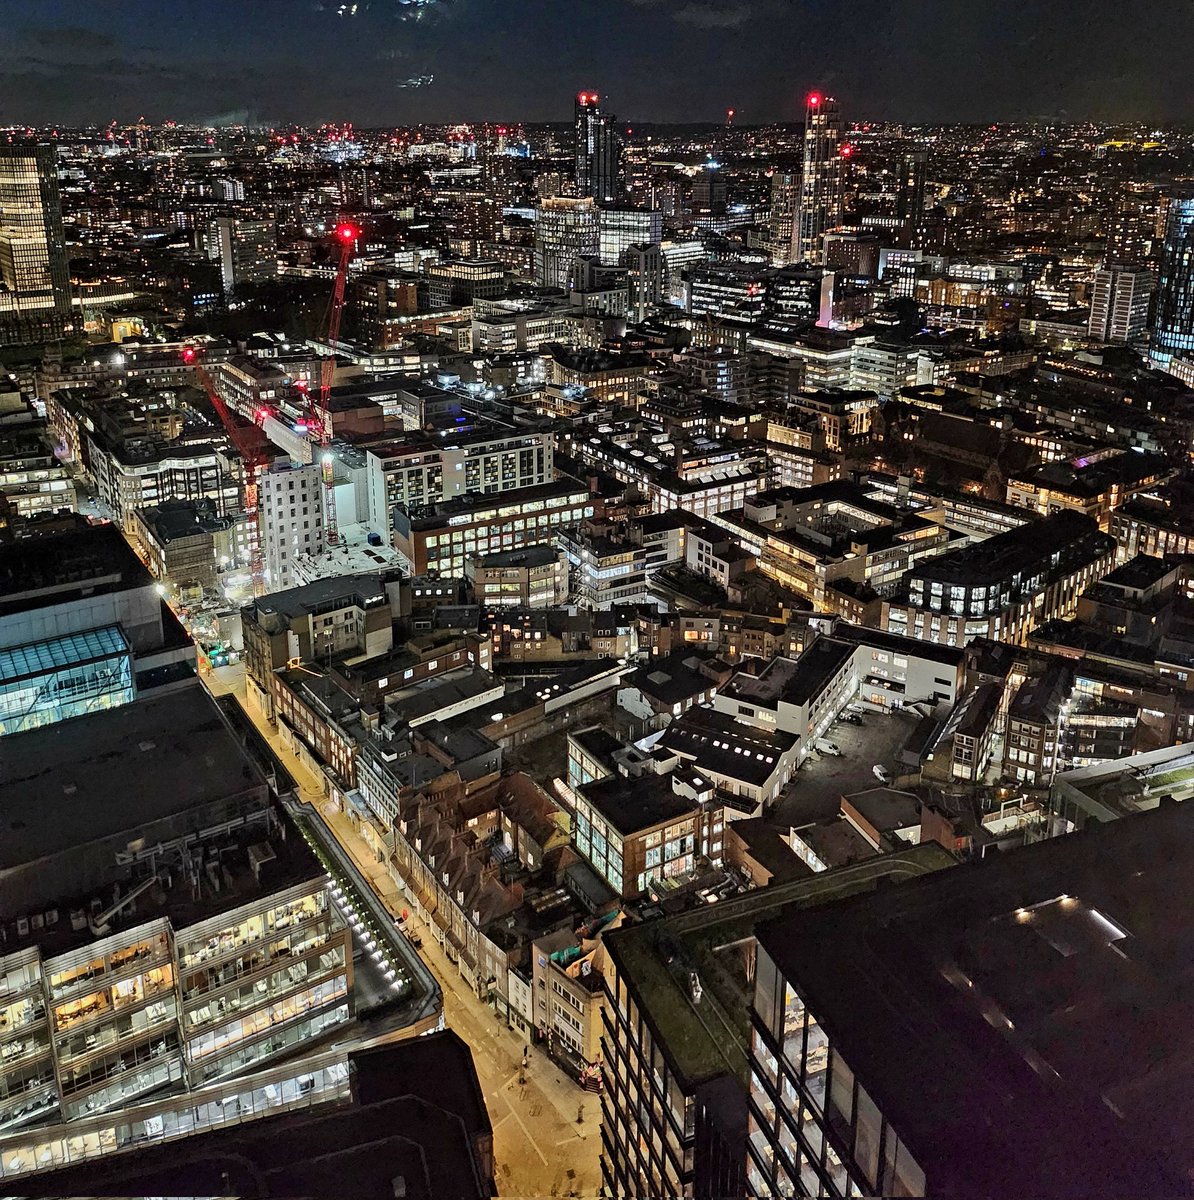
top-left (258, 459), bottom-right (325, 592)
top-left (600, 845), bottom-right (953, 1199)
top-left (574, 91), bottom-right (621, 204)
top-left (625, 242), bottom-right (665, 322)
top-left (691, 163), bottom-right (727, 218)
top-left (572, 769), bottom-right (721, 900)
top-left (425, 258), bottom-right (506, 309)
top-left (823, 232), bottom-right (879, 280)
top-left (365, 427), bottom-right (553, 533)
top-left (598, 207), bottom-right (663, 267)
top-left (791, 94), bottom-right (844, 265)
top-left (0, 142), bottom-right (71, 345)
top-left (1087, 264), bottom-right (1153, 343)
top-left (466, 545), bottom-right (569, 608)
top-left (745, 802), bottom-right (1194, 1198)
top-left (207, 216), bottom-right (278, 296)
top-left (1149, 196), bottom-right (1194, 370)
top-left (0, 524), bottom-right (195, 738)
top-left (3, 1033), bottom-right (494, 1200)
top-left (0, 686), bottom-right (355, 1128)
top-left (885, 509), bottom-right (1116, 647)
top-left (686, 262), bottom-right (772, 331)
top-left (392, 477), bottom-right (597, 576)
top-left (534, 197), bottom-right (599, 290)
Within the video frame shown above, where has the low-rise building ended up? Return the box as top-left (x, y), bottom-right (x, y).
top-left (466, 545), bottom-right (569, 608)
top-left (573, 770), bottom-right (722, 901)
top-left (884, 510), bottom-right (1116, 647)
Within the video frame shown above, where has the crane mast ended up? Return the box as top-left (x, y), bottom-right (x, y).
top-left (185, 346), bottom-right (270, 596)
top-left (311, 221), bottom-right (359, 547)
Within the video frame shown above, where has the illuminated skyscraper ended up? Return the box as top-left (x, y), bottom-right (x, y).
top-left (574, 91), bottom-right (621, 204)
top-left (1149, 197), bottom-right (1194, 370)
top-left (534, 196), bottom-right (599, 289)
top-left (768, 171), bottom-right (799, 265)
top-left (0, 141), bottom-right (71, 345)
top-left (791, 93), bottom-right (845, 266)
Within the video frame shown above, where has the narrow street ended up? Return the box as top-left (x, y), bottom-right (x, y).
top-left (204, 663), bottom-right (602, 1199)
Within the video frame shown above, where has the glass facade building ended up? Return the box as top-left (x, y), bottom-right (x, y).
top-left (0, 627), bottom-right (135, 738)
top-left (0, 141), bottom-right (72, 345)
top-left (0, 880), bottom-right (351, 1132)
top-left (746, 943), bottom-right (925, 1197)
top-left (1150, 197), bottom-right (1194, 369)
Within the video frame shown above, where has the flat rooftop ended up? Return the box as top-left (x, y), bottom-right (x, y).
top-left (0, 684), bottom-right (302, 932)
top-left (472, 544), bottom-right (562, 569)
top-left (404, 477), bottom-right (589, 530)
top-left (248, 571), bottom-right (397, 624)
top-left (911, 509), bottom-right (1113, 588)
top-left (0, 523), bottom-right (152, 619)
top-left (0, 684), bottom-right (261, 872)
top-left (758, 804), bottom-right (1194, 1198)
top-left (578, 773), bottom-right (696, 837)
top-left (605, 843), bottom-right (955, 1090)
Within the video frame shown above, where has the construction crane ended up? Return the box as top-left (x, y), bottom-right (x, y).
top-left (305, 220), bottom-right (360, 546)
top-left (185, 345), bottom-right (271, 596)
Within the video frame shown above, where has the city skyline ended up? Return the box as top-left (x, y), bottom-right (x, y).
top-left (2, 0), bottom-right (1193, 127)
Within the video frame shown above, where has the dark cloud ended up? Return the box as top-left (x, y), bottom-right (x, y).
top-left (19, 24), bottom-right (117, 52)
top-left (625, 0), bottom-right (784, 29)
top-left (1, 0), bottom-right (1193, 126)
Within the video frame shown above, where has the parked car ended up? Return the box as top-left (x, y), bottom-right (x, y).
top-left (815, 738), bottom-right (842, 756)
top-left (848, 702), bottom-right (866, 714)
top-left (842, 713), bottom-right (863, 726)
top-left (872, 764), bottom-right (892, 784)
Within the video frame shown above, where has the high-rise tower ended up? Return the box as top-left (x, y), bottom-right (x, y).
top-left (768, 171), bottom-right (799, 265)
top-left (1149, 197), bottom-right (1194, 370)
top-left (574, 91), bottom-right (621, 205)
top-left (896, 150), bottom-right (927, 226)
top-left (0, 141), bottom-right (71, 345)
top-left (790, 93), bottom-right (845, 266)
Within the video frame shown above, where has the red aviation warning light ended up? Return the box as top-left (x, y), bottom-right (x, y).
top-left (181, 346), bottom-right (196, 364)
top-left (841, 143), bottom-right (854, 158)
top-left (808, 93), bottom-right (821, 108)
top-left (335, 222), bottom-right (360, 243)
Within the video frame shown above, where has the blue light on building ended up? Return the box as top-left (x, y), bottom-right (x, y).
top-left (0, 626), bottom-right (135, 737)
top-left (1150, 197), bottom-right (1194, 369)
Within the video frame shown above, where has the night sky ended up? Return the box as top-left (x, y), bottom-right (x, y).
top-left (1, 0), bottom-right (1191, 128)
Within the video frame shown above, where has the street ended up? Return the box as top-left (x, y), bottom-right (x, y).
top-left (204, 662), bottom-right (602, 1198)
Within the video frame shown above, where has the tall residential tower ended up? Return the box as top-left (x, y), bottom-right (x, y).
top-left (791, 93), bottom-right (845, 266)
top-left (574, 91), bottom-right (621, 205)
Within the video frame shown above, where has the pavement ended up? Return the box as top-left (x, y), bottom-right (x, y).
top-left (204, 662), bottom-right (602, 1198)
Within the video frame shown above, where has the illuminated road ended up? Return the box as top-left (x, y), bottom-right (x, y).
top-left (205, 662), bottom-right (602, 1198)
